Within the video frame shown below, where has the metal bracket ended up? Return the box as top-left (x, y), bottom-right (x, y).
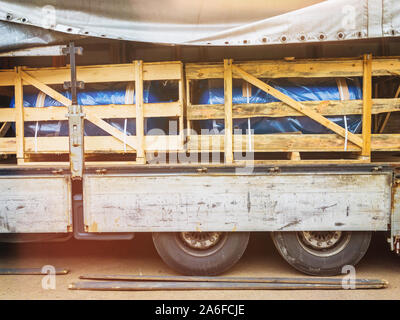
top-left (66, 105), bottom-right (85, 179)
top-left (63, 42), bottom-right (85, 180)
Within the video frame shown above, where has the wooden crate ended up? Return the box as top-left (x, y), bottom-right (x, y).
top-left (1, 56), bottom-right (400, 166)
top-left (185, 55), bottom-right (400, 164)
top-left (0, 61), bottom-right (185, 165)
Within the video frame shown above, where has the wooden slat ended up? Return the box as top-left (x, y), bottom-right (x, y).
top-left (0, 122), bottom-right (10, 137)
top-left (187, 134), bottom-right (400, 153)
top-left (361, 54), bottom-right (373, 158)
top-left (1, 134), bottom-right (400, 154)
top-left (231, 64), bottom-right (363, 148)
top-left (185, 57), bottom-right (400, 80)
top-left (14, 68), bottom-right (24, 161)
top-left (0, 62), bottom-right (182, 86)
top-left (0, 103), bottom-right (180, 122)
top-left (224, 59), bottom-right (233, 163)
top-left (20, 70), bottom-right (137, 151)
top-left (134, 60), bottom-right (145, 163)
top-left (187, 98), bottom-right (400, 120)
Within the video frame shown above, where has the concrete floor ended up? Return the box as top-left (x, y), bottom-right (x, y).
top-left (0, 232), bottom-right (399, 300)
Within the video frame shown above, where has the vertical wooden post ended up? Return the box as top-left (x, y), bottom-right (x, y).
top-left (134, 60), bottom-right (145, 164)
top-left (14, 67), bottom-right (24, 164)
top-left (178, 62), bottom-right (185, 150)
top-left (361, 54), bottom-right (372, 159)
top-left (224, 59), bottom-right (233, 164)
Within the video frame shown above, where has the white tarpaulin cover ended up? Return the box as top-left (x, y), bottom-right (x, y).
top-left (0, 0), bottom-right (398, 51)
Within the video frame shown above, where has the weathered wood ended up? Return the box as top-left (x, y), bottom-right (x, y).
top-left (232, 65), bottom-right (363, 148)
top-left (0, 122), bottom-right (10, 137)
top-left (20, 70), bottom-right (137, 151)
top-left (0, 62), bottom-right (183, 86)
top-left (361, 54), bottom-right (372, 158)
top-left (224, 59), bottom-right (233, 163)
top-left (14, 68), bottom-right (24, 162)
top-left (17, 102), bottom-right (181, 121)
top-left (0, 135), bottom-right (181, 154)
top-left (134, 60), bottom-right (145, 163)
top-left (187, 134), bottom-right (400, 153)
top-left (0, 175), bottom-right (71, 233)
top-left (83, 173), bottom-right (391, 232)
top-left (185, 57), bottom-right (400, 80)
top-left (1, 134), bottom-right (400, 154)
top-left (187, 99), bottom-right (400, 120)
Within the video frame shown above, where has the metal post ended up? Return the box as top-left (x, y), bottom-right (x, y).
top-left (63, 42), bottom-right (85, 180)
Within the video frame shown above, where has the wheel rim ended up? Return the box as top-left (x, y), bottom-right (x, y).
top-left (296, 231), bottom-right (352, 257)
top-left (175, 232), bottom-right (228, 257)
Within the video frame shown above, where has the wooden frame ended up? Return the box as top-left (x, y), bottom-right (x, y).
top-left (0, 61), bottom-right (185, 164)
top-left (1, 56), bottom-right (400, 166)
top-left (185, 56), bottom-right (400, 164)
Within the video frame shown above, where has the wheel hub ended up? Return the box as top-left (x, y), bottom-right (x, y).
top-left (300, 231), bottom-right (342, 250)
top-left (297, 231), bottom-right (352, 257)
top-left (180, 232), bottom-right (222, 250)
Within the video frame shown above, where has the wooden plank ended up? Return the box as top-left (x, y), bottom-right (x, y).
top-left (361, 54), bottom-right (373, 158)
top-left (0, 122), bottom-right (10, 137)
top-left (178, 62), bottom-right (185, 149)
top-left (10, 102), bottom-right (181, 122)
top-left (231, 64), bottom-right (363, 148)
top-left (187, 134), bottom-right (400, 153)
top-left (0, 108), bottom-right (15, 122)
top-left (20, 70), bottom-right (137, 151)
top-left (0, 62), bottom-right (182, 86)
top-left (0, 135), bottom-right (181, 154)
top-left (185, 57), bottom-right (400, 80)
top-left (187, 98), bottom-right (400, 120)
top-left (0, 70), bottom-right (16, 86)
top-left (83, 173), bottom-right (391, 232)
top-left (134, 60), bottom-right (145, 163)
top-left (1, 134), bottom-right (400, 154)
top-left (14, 68), bottom-right (24, 162)
top-left (224, 59), bottom-right (233, 163)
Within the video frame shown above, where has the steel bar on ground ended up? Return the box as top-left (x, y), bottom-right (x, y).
top-left (0, 268), bottom-right (69, 275)
top-left (79, 274), bottom-right (387, 286)
top-left (69, 280), bottom-right (387, 291)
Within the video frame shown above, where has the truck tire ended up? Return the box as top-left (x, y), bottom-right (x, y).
top-left (271, 231), bottom-right (372, 276)
top-left (152, 232), bottom-right (250, 276)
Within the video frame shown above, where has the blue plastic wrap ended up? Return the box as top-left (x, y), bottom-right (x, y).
top-left (10, 81), bottom-right (178, 137)
top-left (196, 78), bottom-right (362, 134)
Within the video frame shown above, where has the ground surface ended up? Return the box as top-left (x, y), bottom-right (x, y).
top-left (0, 232), bottom-right (399, 300)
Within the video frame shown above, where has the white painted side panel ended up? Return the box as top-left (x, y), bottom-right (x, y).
top-left (84, 173), bottom-right (391, 232)
top-left (0, 176), bottom-right (71, 233)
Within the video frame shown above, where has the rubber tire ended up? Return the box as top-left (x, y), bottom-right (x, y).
top-left (271, 231), bottom-right (372, 276)
top-left (152, 232), bottom-right (250, 276)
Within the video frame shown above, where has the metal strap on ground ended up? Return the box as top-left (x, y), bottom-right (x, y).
top-left (79, 274), bottom-right (387, 286)
top-left (69, 280), bottom-right (387, 291)
top-left (0, 267), bottom-right (69, 275)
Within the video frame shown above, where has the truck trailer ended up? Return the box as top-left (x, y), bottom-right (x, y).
top-left (0, 0), bottom-right (400, 277)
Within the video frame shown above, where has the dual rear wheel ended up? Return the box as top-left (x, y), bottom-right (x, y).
top-left (152, 231), bottom-right (372, 276)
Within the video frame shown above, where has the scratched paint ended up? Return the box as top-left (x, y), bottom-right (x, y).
top-left (83, 173), bottom-right (391, 232)
top-left (0, 176), bottom-right (72, 233)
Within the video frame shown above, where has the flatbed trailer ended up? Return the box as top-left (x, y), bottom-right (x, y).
top-left (1, 47), bottom-right (400, 276)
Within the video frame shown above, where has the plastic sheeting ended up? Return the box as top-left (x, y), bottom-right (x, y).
top-left (10, 81), bottom-right (179, 137)
top-left (195, 78), bottom-right (362, 134)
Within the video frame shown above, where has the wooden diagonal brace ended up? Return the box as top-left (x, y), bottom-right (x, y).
top-left (20, 70), bottom-right (137, 151)
top-left (231, 65), bottom-right (363, 148)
